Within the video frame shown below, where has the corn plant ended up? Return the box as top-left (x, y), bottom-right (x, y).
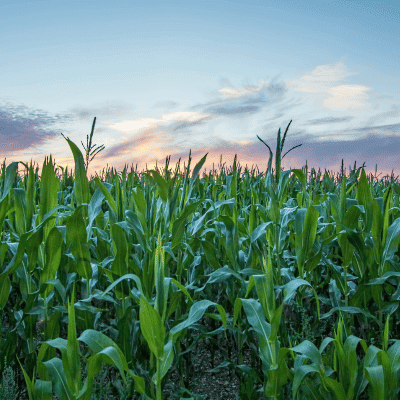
top-left (0, 118), bottom-right (399, 399)
top-left (60, 116), bottom-right (105, 175)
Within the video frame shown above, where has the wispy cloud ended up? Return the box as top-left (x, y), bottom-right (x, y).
top-left (66, 100), bottom-right (136, 124)
top-left (286, 62), bottom-right (371, 110)
top-left (1, 61), bottom-right (399, 179)
top-left (0, 101), bottom-right (71, 152)
top-left (153, 101), bottom-right (179, 109)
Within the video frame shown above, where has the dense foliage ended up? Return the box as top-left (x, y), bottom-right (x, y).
top-left (1, 120), bottom-right (400, 399)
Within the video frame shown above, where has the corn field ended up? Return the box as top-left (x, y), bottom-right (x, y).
top-left (1, 119), bottom-right (400, 399)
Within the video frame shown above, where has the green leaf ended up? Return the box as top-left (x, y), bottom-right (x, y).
top-left (283, 279), bottom-right (320, 320)
top-left (295, 205), bottom-right (319, 274)
top-left (321, 306), bottom-right (381, 327)
top-left (388, 340), bottom-right (400, 375)
top-left (170, 278), bottom-right (194, 305)
top-left (77, 329), bottom-right (129, 372)
top-left (381, 218), bottom-right (400, 274)
top-left (356, 168), bottom-right (374, 233)
top-left (169, 300), bottom-right (223, 340)
top-left (270, 304), bottom-right (284, 342)
top-left (43, 358), bottom-right (74, 400)
top-left (34, 380), bottom-right (53, 400)
top-left (17, 358), bottom-right (36, 400)
top-left (292, 364), bottom-right (320, 398)
top-left (102, 273), bottom-right (144, 298)
top-left (290, 340), bottom-right (323, 371)
top-left (322, 376), bottom-right (347, 400)
top-left (38, 156), bottom-right (58, 244)
top-left (139, 295), bottom-right (165, 359)
top-left (364, 365), bottom-right (385, 400)
top-left (0, 276), bottom-right (11, 309)
top-left (64, 207), bottom-right (92, 280)
top-left (233, 297), bottom-right (243, 327)
top-left (184, 152), bottom-right (208, 207)
top-left (150, 169), bottom-right (169, 203)
top-left (65, 284), bottom-right (81, 393)
top-left (93, 178), bottom-right (117, 216)
top-left (290, 169), bottom-right (307, 193)
top-left (153, 339), bottom-right (175, 384)
top-left (259, 246), bottom-right (276, 322)
top-left (12, 187), bottom-right (28, 236)
top-left (95, 346), bottom-right (128, 385)
top-left (60, 135), bottom-right (89, 209)
top-left (46, 338), bottom-right (68, 353)
top-left (0, 162), bottom-right (19, 236)
top-left (241, 298), bottom-right (275, 365)
top-left (251, 222), bottom-right (274, 244)
top-left (171, 200), bottom-right (203, 250)
top-left (40, 227), bottom-right (63, 299)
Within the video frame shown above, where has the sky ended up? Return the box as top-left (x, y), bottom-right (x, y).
top-left (1, 0), bottom-right (400, 182)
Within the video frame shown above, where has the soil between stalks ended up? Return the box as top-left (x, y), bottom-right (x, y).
top-left (163, 329), bottom-right (264, 400)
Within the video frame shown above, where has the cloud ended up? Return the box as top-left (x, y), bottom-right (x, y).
top-left (161, 111), bottom-right (208, 122)
top-left (1, 61), bottom-right (399, 180)
top-left (107, 118), bottom-right (160, 135)
top-left (324, 84), bottom-right (370, 110)
top-left (153, 100), bottom-right (179, 109)
top-left (101, 126), bottom-right (160, 160)
top-left (66, 100), bottom-right (135, 121)
top-left (105, 111), bottom-right (213, 138)
top-left (0, 100), bottom-right (71, 154)
top-left (364, 103), bottom-right (400, 126)
top-left (218, 85), bottom-right (260, 98)
top-left (189, 76), bottom-right (288, 119)
top-left (99, 110), bottom-right (216, 166)
top-left (287, 62), bottom-right (371, 110)
top-left (288, 62), bottom-right (357, 92)
top-left (306, 116), bottom-right (355, 125)
top-left (168, 116), bottom-right (214, 133)
top-left (286, 123), bottom-right (400, 177)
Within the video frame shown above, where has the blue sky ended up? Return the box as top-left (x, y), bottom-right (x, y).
top-left (1, 0), bottom-right (399, 180)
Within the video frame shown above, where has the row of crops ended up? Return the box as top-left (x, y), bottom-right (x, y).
top-left (1, 120), bottom-right (400, 399)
